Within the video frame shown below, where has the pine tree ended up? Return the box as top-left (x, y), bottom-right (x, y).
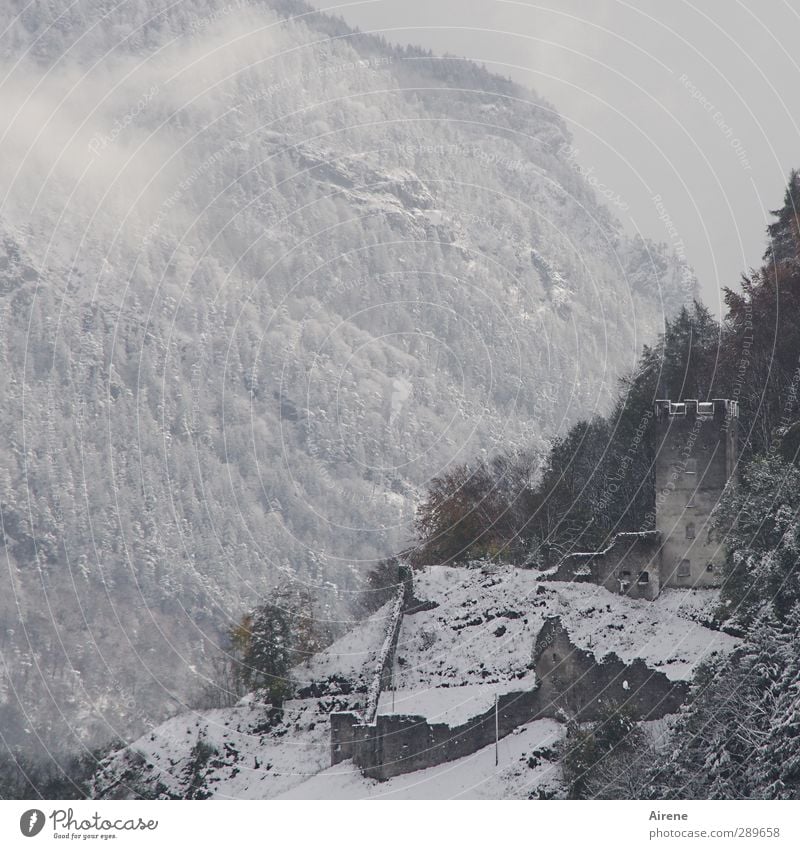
top-left (764, 170), bottom-right (800, 270)
top-left (716, 454), bottom-right (800, 626)
top-left (242, 603), bottom-right (293, 705)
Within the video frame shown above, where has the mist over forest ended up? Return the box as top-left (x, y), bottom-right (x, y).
top-left (0, 0), bottom-right (698, 773)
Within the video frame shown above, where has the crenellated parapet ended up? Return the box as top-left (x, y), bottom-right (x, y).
top-left (654, 398), bottom-right (738, 421)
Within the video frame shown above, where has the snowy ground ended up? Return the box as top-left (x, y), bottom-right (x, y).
top-left (376, 673), bottom-right (538, 729)
top-left (548, 582), bottom-right (739, 680)
top-left (93, 603), bottom-right (397, 799)
top-left (385, 565), bottom-right (738, 727)
top-left (92, 568), bottom-right (739, 799)
top-left (92, 700), bottom-right (332, 799)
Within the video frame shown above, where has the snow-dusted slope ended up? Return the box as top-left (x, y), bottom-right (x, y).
top-left (93, 601), bottom-right (396, 799)
top-left (94, 702), bottom-right (564, 800)
top-left (385, 566), bottom-right (738, 728)
top-left (294, 599), bottom-right (398, 696)
top-left (93, 702), bottom-right (331, 800)
top-left (0, 0), bottom-right (697, 758)
top-left (92, 567), bottom-right (738, 799)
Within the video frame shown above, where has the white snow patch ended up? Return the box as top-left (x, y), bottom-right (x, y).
top-left (377, 673), bottom-right (537, 728)
top-left (399, 567), bottom-right (738, 689)
top-left (551, 582), bottom-right (739, 680)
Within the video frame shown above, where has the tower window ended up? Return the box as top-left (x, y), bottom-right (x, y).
top-left (685, 458), bottom-right (697, 474)
top-left (677, 559), bottom-right (691, 577)
top-left (621, 569), bottom-right (631, 577)
top-left (686, 498), bottom-right (696, 508)
top-left (637, 571), bottom-right (650, 584)
top-left (686, 522), bottom-right (696, 539)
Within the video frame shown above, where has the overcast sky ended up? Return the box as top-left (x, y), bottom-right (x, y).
top-left (314, 0), bottom-right (800, 313)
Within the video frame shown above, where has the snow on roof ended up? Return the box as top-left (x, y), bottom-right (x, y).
top-left (565, 530), bottom-right (661, 560)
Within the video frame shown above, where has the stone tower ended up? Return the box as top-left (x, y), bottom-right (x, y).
top-left (654, 399), bottom-right (738, 589)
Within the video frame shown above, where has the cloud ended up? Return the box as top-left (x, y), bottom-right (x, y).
top-left (0, 4), bottom-right (279, 275)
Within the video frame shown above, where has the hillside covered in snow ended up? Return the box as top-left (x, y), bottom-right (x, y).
top-left (0, 0), bottom-right (694, 760)
top-left (91, 566), bottom-right (737, 799)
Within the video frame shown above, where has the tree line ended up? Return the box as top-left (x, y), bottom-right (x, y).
top-left (413, 173), bottom-right (800, 799)
top-left (412, 173), bottom-right (800, 570)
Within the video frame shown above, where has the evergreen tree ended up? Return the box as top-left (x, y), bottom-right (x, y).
top-left (716, 453), bottom-right (800, 626)
top-left (645, 616), bottom-right (791, 799)
top-left (242, 603), bottom-right (293, 706)
top-left (560, 702), bottom-right (646, 799)
top-left (764, 169), bottom-right (800, 270)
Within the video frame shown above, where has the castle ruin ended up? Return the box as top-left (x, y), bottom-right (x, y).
top-left (552, 398), bottom-right (738, 599)
top-left (328, 399), bottom-right (740, 779)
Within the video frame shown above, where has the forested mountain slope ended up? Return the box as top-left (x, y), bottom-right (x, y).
top-left (0, 0), bottom-right (692, 760)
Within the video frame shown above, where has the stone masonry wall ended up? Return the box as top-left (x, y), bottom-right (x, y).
top-left (550, 532), bottom-right (663, 601)
top-left (654, 399), bottom-right (738, 589)
top-left (330, 614), bottom-right (688, 781)
top-left (330, 565), bottom-right (412, 766)
top-left (532, 616), bottom-right (688, 720)
top-left (588, 533), bottom-right (662, 601)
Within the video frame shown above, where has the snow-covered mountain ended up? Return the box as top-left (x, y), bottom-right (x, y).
top-left (0, 0), bottom-right (694, 758)
top-left (91, 566), bottom-right (736, 799)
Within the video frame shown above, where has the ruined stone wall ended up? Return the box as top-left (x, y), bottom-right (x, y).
top-left (330, 614), bottom-right (688, 781)
top-left (589, 533), bottom-right (662, 601)
top-left (348, 686), bottom-right (543, 781)
top-left (550, 533), bottom-right (662, 601)
top-left (362, 565), bottom-right (414, 723)
top-left (532, 617), bottom-right (688, 720)
top-left (330, 710), bottom-right (360, 765)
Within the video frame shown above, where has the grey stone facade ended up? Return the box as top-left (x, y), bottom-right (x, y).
top-left (654, 399), bottom-right (738, 589)
top-left (551, 399), bottom-right (738, 598)
top-left (531, 616), bottom-right (688, 719)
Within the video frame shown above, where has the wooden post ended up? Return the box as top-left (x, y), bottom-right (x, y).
top-left (494, 693), bottom-right (499, 767)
